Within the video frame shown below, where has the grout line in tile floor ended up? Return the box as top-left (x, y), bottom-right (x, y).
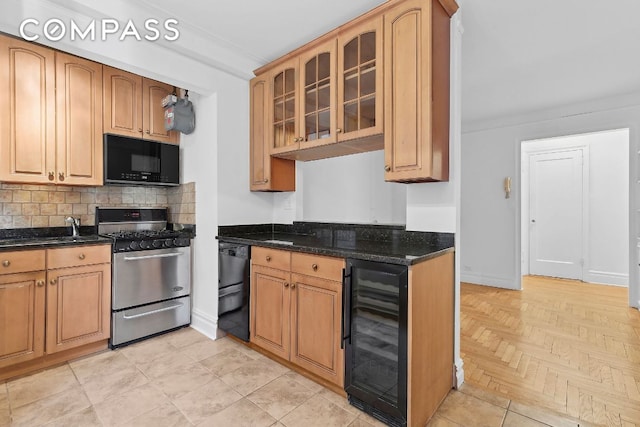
top-left (0, 327), bottom-right (599, 427)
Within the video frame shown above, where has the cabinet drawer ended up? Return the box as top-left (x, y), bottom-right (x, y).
top-left (291, 252), bottom-right (344, 281)
top-left (47, 244), bottom-right (111, 269)
top-left (252, 246), bottom-right (290, 270)
top-left (0, 250), bottom-right (46, 274)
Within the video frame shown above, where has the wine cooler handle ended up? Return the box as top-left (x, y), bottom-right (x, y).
top-left (341, 267), bottom-right (352, 348)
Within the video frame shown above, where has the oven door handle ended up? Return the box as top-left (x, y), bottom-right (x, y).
top-left (122, 302), bottom-right (184, 319)
top-left (123, 252), bottom-right (183, 261)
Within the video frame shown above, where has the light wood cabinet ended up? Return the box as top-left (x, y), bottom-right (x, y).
top-left (103, 66), bottom-right (179, 144)
top-left (383, 0), bottom-right (453, 182)
top-left (0, 271), bottom-right (46, 369)
top-left (248, 0), bottom-right (458, 189)
top-left (46, 262), bottom-right (111, 354)
top-left (55, 52), bottom-right (103, 185)
top-left (250, 247), bottom-right (345, 386)
top-left (250, 73), bottom-right (295, 191)
top-left (0, 36), bottom-right (56, 184)
top-left (0, 244), bottom-right (111, 379)
top-left (0, 36), bottom-right (103, 186)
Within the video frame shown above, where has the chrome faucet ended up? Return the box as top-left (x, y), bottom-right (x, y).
top-left (65, 216), bottom-right (81, 237)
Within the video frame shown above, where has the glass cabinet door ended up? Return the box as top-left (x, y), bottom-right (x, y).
top-left (338, 18), bottom-right (383, 141)
top-left (299, 40), bottom-right (336, 147)
top-left (272, 60), bottom-right (298, 153)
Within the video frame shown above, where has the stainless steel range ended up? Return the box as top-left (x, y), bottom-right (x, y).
top-left (97, 208), bottom-right (192, 347)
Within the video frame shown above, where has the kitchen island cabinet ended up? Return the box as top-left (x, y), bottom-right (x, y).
top-left (250, 246), bottom-right (345, 387)
top-left (0, 242), bottom-right (111, 381)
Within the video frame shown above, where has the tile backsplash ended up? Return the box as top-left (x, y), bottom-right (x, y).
top-left (0, 182), bottom-right (195, 229)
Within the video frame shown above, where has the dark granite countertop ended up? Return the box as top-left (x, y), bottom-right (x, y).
top-left (217, 222), bottom-right (454, 265)
top-left (0, 226), bottom-right (112, 252)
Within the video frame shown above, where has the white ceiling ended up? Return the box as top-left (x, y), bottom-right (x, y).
top-left (9, 0), bottom-right (640, 126)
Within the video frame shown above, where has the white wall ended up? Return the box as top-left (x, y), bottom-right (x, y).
top-left (295, 151), bottom-right (406, 224)
top-left (461, 101), bottom-right (639, 308)
top-left (521, 129), bottom-right (629, 286)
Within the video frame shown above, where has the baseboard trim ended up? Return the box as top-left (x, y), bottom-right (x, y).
top-left (454, 357), bottom-right (464, 388)
top-left (585, 270), bottom-right (629, 287)
top-left (190, 308), bottom-right (218, 340)
top-left (460, 273), bottom-right (518, 290)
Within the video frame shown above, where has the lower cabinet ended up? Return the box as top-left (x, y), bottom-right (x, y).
top-left (0, 270), bottom-right (46, 369)
top-left (250, 246), bottom-right (345, 387)
top-left (0, 244), bottom-right (111, 379)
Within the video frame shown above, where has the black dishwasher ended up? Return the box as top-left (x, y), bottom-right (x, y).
top-left (218, 242), bottom-right (250, 341)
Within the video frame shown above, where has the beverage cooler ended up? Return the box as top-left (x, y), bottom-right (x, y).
top-left (343, 259), bottom-right (409, 427)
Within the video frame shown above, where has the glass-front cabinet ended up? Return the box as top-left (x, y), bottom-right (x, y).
top-left (337, 18), bottom-right (384, 142)
top-left (271, 59), bottom-right (299, 156)
top-left (298, 40), bottom-right (337, 149)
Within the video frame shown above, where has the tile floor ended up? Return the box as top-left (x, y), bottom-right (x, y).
top-left (0, 328), bottom-right (597, 426)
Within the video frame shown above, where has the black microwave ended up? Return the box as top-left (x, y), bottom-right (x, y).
top-left (104, 134), bottom-right (179, 186)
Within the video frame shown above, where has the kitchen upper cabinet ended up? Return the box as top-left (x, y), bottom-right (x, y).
top-left (55, 52), bottom-right (103, 185)
top-left (337, 18), bottom-right (383, 143)
top-left (0, 36), bottom-right (103, 186)
top-left (270, 58), bottom-right (300, 156)
top-left (250, 73), bottom-right (295, 191)
top-left (103, 66), bottom-right (179, 144)
top-left (0, 249), bottom-right (46, 369)
top-left (0, 36), bottom-right (56, 185)
top-left (383, 0), bottom-right (454, 182)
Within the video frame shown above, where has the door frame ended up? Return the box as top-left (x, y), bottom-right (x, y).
top-left (516, 127), bottom-right (634, 307)
top-left (521, 145), bottom-right (590, 280)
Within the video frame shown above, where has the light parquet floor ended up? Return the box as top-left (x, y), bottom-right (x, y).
top-left (461, 276), bottom-right (640, 427)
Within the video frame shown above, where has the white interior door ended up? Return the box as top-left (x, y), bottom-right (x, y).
top-left (529, 149), bottom-right (584, 279)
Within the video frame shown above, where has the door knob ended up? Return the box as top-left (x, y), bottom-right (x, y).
top-left (284, 282), bottom-right (289, 288)
top-left (2, 260), bottom-right (10, 267)
top-left (291, 283), bottom-right (296, 289)
top-left (266, 256), bottom-right (271, 262)
top-left (78, 253), bottom-right (86, 260)
top-left (312, 263), bottom-right (318, 271)
top-left (384, 165), bottom-right (391, 172)
top-left (49, 279), bottom-right (57, 286)
top-left (36, 280), bottom-right (45, 287)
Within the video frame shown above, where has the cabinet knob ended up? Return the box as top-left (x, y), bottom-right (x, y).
top-left (138, 128), bottom-right (143, 133)
top-left (336, 128), bottom-right (342, 133)
top-left (49, 279), bottom-right (57, 286)
top-left (291, 283), bottom-right (296, 289)
top-left (384, 165), bottom-right (391, 172)
top-left (48, 171), bottom-right (55, 181)
top-left (312, 263), bottom-right (318, 271)
top-left (36, 280), bottom-right (45, 287)
top-left (145, 130), bottom-right (150, 134)
top-left (284, 282), bottom-right (289, 288)
top-left (2, 260), bottom-right (10, 267)
top-left (58, 172), bottom-right (65, 181)
top-left (266, 255), bottom-right (271, 262)
top-left (79, 253), bottom-right (86, 260)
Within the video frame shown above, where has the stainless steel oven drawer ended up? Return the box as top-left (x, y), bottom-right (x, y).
top-left (111, 296), bottom-right (191, 346)
top-left (113, 247), bottom-right (191, 310)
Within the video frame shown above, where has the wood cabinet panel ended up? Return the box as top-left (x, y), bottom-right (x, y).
top-left (143, 78), bottom-right (179, 144)
top-left (55, 52), bottom-right (103, 185)
top-left (0, 271), bottom-right (46, 368)
top-left (383, 0), bottom-right (451, 182)
top-left (104, 66), bottom-right (178, 144)
top-left (250, 74), bottom-right (295, 191)
top-left (250, 264), bottom-right (290, 360)
top-left (47, 244), bottom-right (111, 270)
top-left (46, 263), bottom-right (111, 354)
top-left (103, 66), bottom-right (143, 138)
top-left (291, 252), bottom-right (344, 281)
top-left (290, 273), bottom-right (344, 386)
top-left (251, 246), bottom-right (291, 270)
top-left (0, 36), bottom-right (55, 184)
top-left (0, 250), bottom-right (46, 275)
